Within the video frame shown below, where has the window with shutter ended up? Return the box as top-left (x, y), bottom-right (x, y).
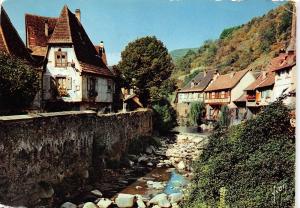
top-left (55, 50), bottom-right (68, 67)
top-left (66, 77), bottom-right (72, 90)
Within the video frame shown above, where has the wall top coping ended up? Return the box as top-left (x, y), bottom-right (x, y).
top-left (0, 108), bottom-right (151, 122)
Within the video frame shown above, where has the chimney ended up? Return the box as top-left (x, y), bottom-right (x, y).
top-left (191, 80), bottom-right (195, 88)
top-left (98, 41), bottom-right (108, 65)
top-left (75, 9), bottom-right (81, 22)
top-left (213, 70), bottom-right (219, 81)
top-left (203, 70), bottom-right (207, 76)
top-left (45, 20), bottom-right (49, 37)
top-left (262, 71), bottom-right (267, 79)
top-left (287, 3), bottom-right (296, 54)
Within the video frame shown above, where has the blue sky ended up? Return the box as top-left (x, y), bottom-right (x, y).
top-left (3, 0), bottom-right (286, 65)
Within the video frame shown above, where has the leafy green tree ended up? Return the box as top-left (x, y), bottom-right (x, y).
top-left (0, 53), bottom-right (39, 109)
top-left (117, 36), bottom-right (175, 105)
top-left (184, 101), bottom-right (295, 208)
top-left (219, 105), bottom-right (230, 127)
top-left (189, 101), bottom-right (205, 125)
top-left (152, 99), bottom-right (178, 135)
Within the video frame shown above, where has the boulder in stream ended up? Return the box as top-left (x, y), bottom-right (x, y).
top-left (60, 202), bottom-right (77, 208)
top-left (97, 198), bottom-right (113, 208)
top-left (177, 161), bottom-right (185, 170)
top-left (115, 193), bottom-right (135, 208)
top-left (83, 202), bottom-right (98, 208)
top-left (168, 193), bottom-right (183, 203)
top-left (91, 189), bottom-right (103, 197)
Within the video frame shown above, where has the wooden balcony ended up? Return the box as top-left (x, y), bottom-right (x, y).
top-left (205, 97), bottom-right (230, 104)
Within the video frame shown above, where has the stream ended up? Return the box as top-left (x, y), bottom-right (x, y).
top-left (55, 128), bottom-right (210, 208)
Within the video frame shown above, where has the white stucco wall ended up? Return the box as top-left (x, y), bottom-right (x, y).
top-left (43, 46), bottom-right (82, 102)
top-left (43, 46), bottom-right (114, 104)
top-left (273, 66), bottom-right (296, 105)
top-left (229, 71), bottom-right (256, 108)
top-left (177, 92), bottom-right (204, 103)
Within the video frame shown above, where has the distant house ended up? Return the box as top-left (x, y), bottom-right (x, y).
top-left (25, 6), bottom-right (115, 111)
top-left (174, 70), bottom-right (217, 123)
top-left (272, 7), bottom-right (296, 108)
top-left (204, 69), bottom-right (256, 121)
top-left (0, 7), bottom-right (42, 111)
top-left (271, 51), bottom-right (296, 107)
top-left (243, 70), bottom-right (275, 115)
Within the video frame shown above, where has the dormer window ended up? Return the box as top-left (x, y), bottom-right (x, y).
top-left (55, 49), bottom-right (68, 67)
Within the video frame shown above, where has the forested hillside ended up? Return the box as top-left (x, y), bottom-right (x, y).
top-left (173, 2), bottom-right (293, 85)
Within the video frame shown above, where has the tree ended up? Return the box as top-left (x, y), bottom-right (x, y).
top-left (189, 101), bottom-right (205, 125)
top-left (184, 101), bottom-right (295, 207)
top-left (117, 36), bottom-right (175, 105)
top-left (219, 105), bottom-right (230, 127)
top-left (0, 53), bottom-right (39, 109)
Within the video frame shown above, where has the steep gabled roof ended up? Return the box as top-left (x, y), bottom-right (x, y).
top-left (25, 14), bottom-right (58, 51)
top-left (0, 7), bottom-right (34, 63)
top-left (180, 70), bottom-right (216, 93)
top-left (48, 5), bottom-right (113, 77)
top-left (205, 69), bottom-right (249, 92)
top-left (269, 53), bottom-right (296, 72)
top-left (244, 71), bottom-right (275, 91)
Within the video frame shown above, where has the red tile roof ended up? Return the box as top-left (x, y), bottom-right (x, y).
top-left (244, 71), bottom-right (275, 91)
top-left (25, 14), bottom-right (57, 51)
top-left (269, 53), bottom-right (296, 72)
top-left (205, 69), bottom-right (249, 92)
top-left (48, 6), bottom-right (113, 77)
top-left (0, 7), bottom-right (35, 63)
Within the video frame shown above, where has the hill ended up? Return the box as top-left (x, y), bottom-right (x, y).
top-left (170, 48), bottom-right (198, 62)
top-left (173, 2), bottom-right (293, 86)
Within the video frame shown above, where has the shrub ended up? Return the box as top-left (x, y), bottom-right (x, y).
top-left (0, 53), bottom-right (39, 109)
top-left (152, 99), bottom-right (177, 135)
top-left (184, 101), bottom-right (295, 207)
top-left (189, 101), bottom-right (205, 125)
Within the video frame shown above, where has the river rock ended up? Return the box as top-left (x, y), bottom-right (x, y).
top-left (148, 193), bottom-right (168, 206)
top-left (146, 147), bottom-right (153, 154)
top-left (152, 182), bottom-right (165, 190)
top-left (152, 206), bottom-right (161, 208)
top-left (168, 193), bottom-right (183, 203)
top-left (91, 189), bottom-right (103, 197)
top-left (136, 198), bottom-right (146, 208)
top-left (115, 193), bottom-right (135, 208)
top-left (60, 202), bottom-right (77, 208)
top-left (177, 161), bottom-right (185, 170)
top-left (171, 203), bottom-right (180, 208)
top-left (97, 198), bottom-right (113, 208)
top-left (83, 202), bottom-right (98, 208)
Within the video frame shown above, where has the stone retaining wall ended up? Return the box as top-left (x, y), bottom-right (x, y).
top-left (0, 109), bottom-right (152, 205)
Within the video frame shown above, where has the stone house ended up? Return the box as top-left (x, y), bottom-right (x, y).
top-left (204, 69), bottom-right (257, 121)
top-left (0, 7), bottom-right (43, 111)
top-left (174, 70), bottom-right (217, 123)
top-left (25, 6), bottom-right (115, 112)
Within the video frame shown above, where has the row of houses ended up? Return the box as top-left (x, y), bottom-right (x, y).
top-left (175, 17), bottom-right (296, 125)
top-left (0, 5), bottom-right (117, 113)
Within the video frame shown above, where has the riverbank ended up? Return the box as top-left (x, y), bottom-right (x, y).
top-left (56, 130), bottom-right (209, 208)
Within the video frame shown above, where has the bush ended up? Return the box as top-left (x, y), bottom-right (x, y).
top-left (189, 101), bottom-right (205, 125)
top-left (152, 99), bottom-right (177, 135)
top-left (0, 53), bottom-right (39, 108)
top-left (184, 101), bottom-right (295, 207)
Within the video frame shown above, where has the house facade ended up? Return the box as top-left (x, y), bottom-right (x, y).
top-left (204, 69), bottom-right (256, 121)
top-left (175, 70), bottom-right (217, 123)
top-left (244, 70), bottom-right (275, 115)
top-left (271, 52), bottom-right (296, 107)
top-left (26, 6), bottom-right (115, 112)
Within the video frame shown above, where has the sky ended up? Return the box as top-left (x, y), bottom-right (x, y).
top-left (3, 0), bottom-right (287, 65)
